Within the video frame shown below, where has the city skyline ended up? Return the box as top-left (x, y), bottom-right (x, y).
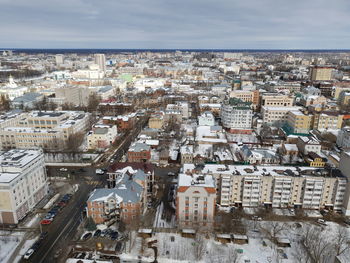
top-left (1, 0), bottom-right (349, 49)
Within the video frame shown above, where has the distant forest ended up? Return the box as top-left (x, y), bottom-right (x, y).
top-left (0, 69), bottom-right (42, 81)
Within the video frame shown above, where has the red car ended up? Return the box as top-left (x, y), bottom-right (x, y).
top-left (57, 202), bottom-right (66, 207)
top-left (40, 219), bottom-right (52, 225)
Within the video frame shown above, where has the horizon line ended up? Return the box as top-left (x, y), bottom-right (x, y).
top-left (1, 48), bottom-right (350, 52)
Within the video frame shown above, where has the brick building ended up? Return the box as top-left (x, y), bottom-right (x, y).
top-left (127, 143), bottom-right (151, 163)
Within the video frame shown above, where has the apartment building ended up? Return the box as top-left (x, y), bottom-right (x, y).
top-left (148, 114), bottom-right (164, 129)
top-left (98, 102), bottom-right (133, 115)
top-left (261, 106), bottom-right (301, 124)
top-left (180, 145), bottom-right (194, 164)
top-left (286, 110), bottom-right (313, 134)
top-left (261, 93), bottom-right (294, 107)
top-left (229, 90), bottom-right (260, 108)
top-left (0, 149), bottom-right (48, 224)
top-left (107, 163), bottom-right (155, 197)
top-left (220, 98), bottom-right (253, 133)
top-left (127, 143), bottom-right (151, 163)
top-left (339, 91), bottom-right (350, 107)
top-left (296, 136), bottom-right (322, 155)
top-left (101, 113), bottom-right (136, 132)
top-left (55, 86), bottom-right (92, 107)
top-left (181, 164), bottom-right (348, 211)
top-left (339, 151), bottom-right (350, 215)
top-left (176, 172), bottom-right (216, 228)
top-left (312, 112), bottom-right (343, 131)
top-left (0, 111), bottom-right (91, 151)
top-left (337, 127), bottom-right (350, 149)
top-left (87, 124), bottom-right (118, 150)
top-left (87, 176), bottom-right (144, 224)
top-left (310, 66), bottom-right (333, 81)
top-left (166, 102), bottom-right (190, 119)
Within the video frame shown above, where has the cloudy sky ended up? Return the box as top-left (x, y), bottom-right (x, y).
top-left (0, 0), bottom-right (349, 49)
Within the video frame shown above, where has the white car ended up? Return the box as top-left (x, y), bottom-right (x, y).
top-left (24, 249), bottom-right (35, 259)
top-left (96, 169), bottom-right (104, 175)
top-left (317, 219), bottom-right (327, 226)
top-left (59, 168), bottom-right (68, 172)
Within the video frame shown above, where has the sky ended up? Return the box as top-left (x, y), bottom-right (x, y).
top-left (0, 0), bottom-right (349, 49)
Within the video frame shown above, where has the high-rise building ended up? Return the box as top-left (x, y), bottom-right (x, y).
top-left (94, 53), bottom-right (106, 72)
top-left (310, 66), bottom-right (333, 81)
top-left (176, 172), bottom-right (216, 228)
top-left (0, 149), bottom-right (48, 224)
top-left (55, 54), bottom-right (64, 65)
top-left (220, 98), bottom-right (253, 133)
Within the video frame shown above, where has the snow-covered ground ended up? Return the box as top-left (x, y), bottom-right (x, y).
top-left (0, 231), bottom-right (25, 263)
top-left (124, 220), bottom-right (350, 263)
top-left (13, 238), bottom-right (38, 263)
top-left (153, 202), bottom-right (176, 228)
top-left (24, 214), bottom-right (41, 227)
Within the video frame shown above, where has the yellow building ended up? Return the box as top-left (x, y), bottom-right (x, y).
top-left (261, 93), bottom-right (294, 107)
top-left (148, 115), bottom-right (164, 129)
top-left (310, 66), bottom-right (332, 81)
top-left (305, 152), bottom-right (327, 167)
top-left (313, 112), bottom-right (343, 131)
top-left (287, 110), bottom-right (313, 134)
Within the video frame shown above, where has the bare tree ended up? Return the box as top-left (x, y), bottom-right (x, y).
top-left (226, 246), bottom-right (241, 263)
top-left (260, 222), bottom-right (287, 243)
top-left (87, 93), bottom-right (101, 113)
top-left (333, 225), bottom-right (350, 257)
top-left (300, 225), bottom-right (332, 263)
top-left (66, 132), bottom-right (85, 152)
top-left (194, 235), bottom-right (207, 261)
top-left (0, 94), bottom-right (11, 111)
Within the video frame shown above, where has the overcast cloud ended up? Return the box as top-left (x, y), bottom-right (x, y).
top-left (0, 0), bottom-right (349, 49)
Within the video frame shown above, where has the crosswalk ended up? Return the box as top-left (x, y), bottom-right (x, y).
top-left (86, 180), bottom-right (100, 186)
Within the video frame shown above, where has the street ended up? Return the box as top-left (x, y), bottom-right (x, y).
top-left (21, 168), bottom-right (105, 263)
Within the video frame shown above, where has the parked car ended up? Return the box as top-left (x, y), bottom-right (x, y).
top-left (82, 232), bottom-right (92, 240)
top-left (96, 169), bottom-right (105, 175)
top-left (317, 219), bottom-right (327, 226)
top-left (110, 231), bottom-right (118, 240)
top-left (24, 249), bottom-right (35, 259)
top-left (252, 216), bottom-right (262, 221)
top-left (167, 172), bottom-right (175, 176)
top-left (93, 229), bottom-right (101, 238)
top-left (39, 231), bottom-right (48, 240)
top-left (57, 201), bottom-right (67, 207)
top-left (344, 218), bottom-right (350, 226)
top-left (44, 214), bottom-right (54, 220)
top-left (53, 249), bottom-right (62, 259)
top-left (59, 168), bottom-right (68, 172)
top-left (41, 219), bottom-right (52, 225)
top-left (31, 241), bottom-right (41, 250)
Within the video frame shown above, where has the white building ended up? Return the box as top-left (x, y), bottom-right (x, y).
top-left (0, 149), bottom-right (48, 224)
top-left (0, 111), bottom-right (91, 151)
top-left (176, 172), bottom-right (216, 228)
top-left (337, 127), bottom-right (350, 149)
top-left (55, 54), bottom-right (64, 65)
top-left (166, 102), bottom-right (190, 119)
top-left (0, 76), bottom-right (29, 101)
top-left (87, 124), bottom-right (118, 150)
top-left (296, 136), bottom-right (322, 155)
top-left (198, 111), bottom-right (215, 126)
top-left (220, 98), bottom-right (253, 132)
top-left (181, 163), bottom-right (348, 211)
top-left (261, 106), bottom-right (302, 124)
top-left (94, 53), bottom-right (106, 72)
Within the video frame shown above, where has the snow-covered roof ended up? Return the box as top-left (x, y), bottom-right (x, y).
top-left (178, 173), bottom-right (215, 188)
